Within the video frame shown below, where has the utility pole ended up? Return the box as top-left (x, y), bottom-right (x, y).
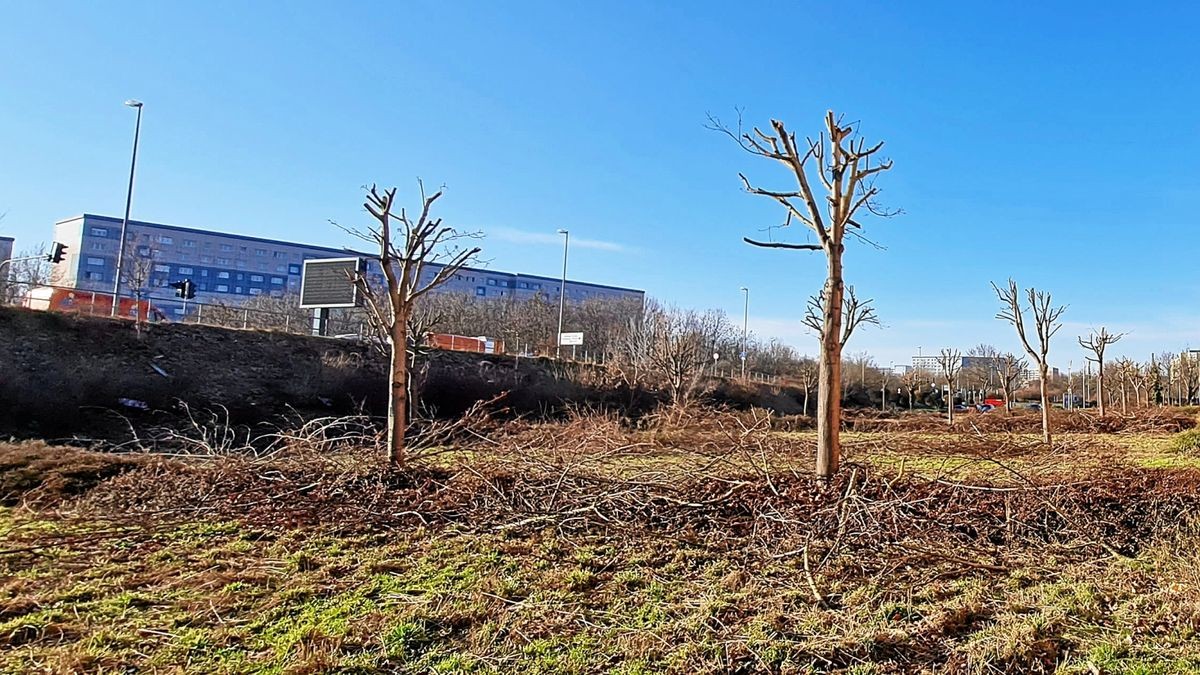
top-left (739, 286), bottom-right (749, 380)
top-left (555, 229), bottom-right (569, 358)
top-left (112, 99), bottom-right (144, 316)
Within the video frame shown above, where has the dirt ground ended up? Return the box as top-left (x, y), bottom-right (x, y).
top-left (3, 411), bottom-right (1200, 673)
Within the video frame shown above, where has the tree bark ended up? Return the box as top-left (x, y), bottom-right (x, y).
top-left (1039, 364), bottom-right (1051, 445)
top-left (388, 317), bottom-right (408, 466)
top-left (815, 256), bottom-right (844, 480)
top-left (1096, 360), bottom-right (1106, 417)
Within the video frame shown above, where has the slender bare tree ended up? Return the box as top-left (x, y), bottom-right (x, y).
top-left (710, 110), bottom-right (895, 480)
top-left (796, 358), bottom-right (819, 416)
top-left (900, 367), bottom-right (926, 411)
top-left (936, 348), bottom-right (962, 424)
top-left (346, 182), bottom-right (481, 466)
top-left (119, 241), bottom-right (156, 336)
top-left (996, 352), bottom-right (1028, 415)
top-left (993, 280), bottom-right (1066, 444)
top-left (1078, 327), bottom-right (1125, 417)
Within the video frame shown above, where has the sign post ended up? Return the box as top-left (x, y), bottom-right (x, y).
top-left (559, 332), bottom-right (583, 360)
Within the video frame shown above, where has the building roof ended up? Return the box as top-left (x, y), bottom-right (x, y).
top-left (58, 214), bottom-right (644, 295)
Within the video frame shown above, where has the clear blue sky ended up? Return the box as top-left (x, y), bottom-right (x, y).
top-left (2, 1), bottom-right (1198, 367)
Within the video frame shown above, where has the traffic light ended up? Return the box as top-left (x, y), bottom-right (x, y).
top-left (48, 242), bottom-right (67, 264)
top-left (169, 279), bottom-right (196, 300)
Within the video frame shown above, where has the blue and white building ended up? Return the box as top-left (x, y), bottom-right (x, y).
top-left (51, 214), bottom-right (643, 318)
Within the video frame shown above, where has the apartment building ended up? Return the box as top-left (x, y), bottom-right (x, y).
top-left (52, 214), bottom-right (644, 318)
top-left (0, 236), bottom-right (13, 269)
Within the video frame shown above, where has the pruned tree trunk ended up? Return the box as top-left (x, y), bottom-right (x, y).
top-left (1038, 364), bottom-right (1051, 444)
top-left (388, 318), bottom-right (408, 462)
top-left (816, 268), bottom-right (844, 477)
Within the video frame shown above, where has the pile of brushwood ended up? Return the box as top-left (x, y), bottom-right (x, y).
top-left (846, 407), bottom-right (1197, 433)
top-left (5, 407), bottom-right (1200, 671)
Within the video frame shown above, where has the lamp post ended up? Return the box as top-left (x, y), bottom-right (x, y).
top-left (739, 286), bottom-right (749, 380)
top-left (111, 99), bottom-right (144, 316)
top-left (555, 229), bottom-right (569, 358)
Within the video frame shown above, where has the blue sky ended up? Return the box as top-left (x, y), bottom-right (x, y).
top-left (2, 1), bottom-right (1198, 367)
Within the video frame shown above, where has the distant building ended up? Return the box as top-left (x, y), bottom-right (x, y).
top-left (0, 236), bottom-right (13, 269)
top-left (0, 235), bottom-right (13, 297)
top-left (911, 354), bottom-right (945, 373)
top-left (51, 214), bottom-right (644, 318)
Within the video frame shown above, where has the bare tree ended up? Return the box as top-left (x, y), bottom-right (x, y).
top-left (1078, 327), bottom-right (1125, 417)
top-left (936, 348), bottom-right (961, 424)
top-left (345, 182), bottom-right (481, 467)
top-left (1, 244), bottom-right (51, 305)
top-left (618, 304), bottom-right (735, 405)
top-left (711, 110), bottom-right (895, 480)
top-left (899, 367), bottom-right (926, 411)
top-left (119, 241), bottom-right (156, 336)
top-left (1111, 357), bottom-right (1134, 414)
top-left (796, 359), bottom-right (819, 416)
top-left (992, 280), bottom-right (1066, 444)
top-left (963, 343), bottom-right (999, 403)
top-left (996, 352), bottom-right (1028, 415)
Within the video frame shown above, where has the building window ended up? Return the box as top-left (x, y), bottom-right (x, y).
top-left (200, 270), bottom-right (208, 277)
top-left (476, 286), bottom-right (486, 296)
top-left (215, 284), bottom-right (229, 292)
top-left (86, 257), bottom-right (105, 266)
top-left (235, 286), bottom-right (243, 294)
top-left (84, 271), bottom-right (104, 281)
top-left (220, 244), bottom-right (233, 252)
top-left (218, 272), bottom-right (230, 279)
top-left (249, 288), bottom-right (262, 296)
top-left (487, 279), bottom-right (496, 286)
top-left (255, 249), bottom-right (267, 256)
top-left (273, 251), bottom-right (284, 258)
top-left (288, 264), bottom-right (301, 275)
top-left (157, 235), bottom-right (173, 244)
top-left (216, 257), bottom-right (231, 266)
top-left (153, 264), bottom-right (171, 273)
top-left (200, 256), bottom-right (213, 263)
top-left (183, 239), bottom-right (196, 247)
top-left (90, 227), bottom-right (109, 237)
top-left (178, 267), bottom-right (194, 275)
top-left (250, 274), bottom-right (264, 282)
top-left (236, 273), bottom-right (244, 280)
top-left (276, 265), bottom-right (287, 273)
top-left (90, 243), bottom-right (106, 251)
top-left (270, 277), bottom-right (283, 285)
top-left (517, 282), bottom-right (528, 289)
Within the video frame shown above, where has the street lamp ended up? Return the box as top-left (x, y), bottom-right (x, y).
top-left (555, 229), bottom-right (569, 358)
top-left (111, 99), bottom-right (144, 316)
top-left (739, 287), bottom-right (749, 380)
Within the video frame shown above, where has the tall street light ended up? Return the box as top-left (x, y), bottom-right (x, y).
top-left (111, 99), bottom-right (144, 316)
top-left (555, 229), bottom-right (569, 359)
top-left (739, 286), bottom-right (749, 380)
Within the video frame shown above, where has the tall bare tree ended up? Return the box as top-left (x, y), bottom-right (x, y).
top-left (795, 359), bottom-right (819, 416)
top-left (996, 352), bottom-right (1028, 414)
top-left (993, 280), bottom-right (1066, 444)
top-left (347, 182), bottom-right (481, 466)
top-left (1078, 327), bottom-right (1125, 417)
top-left (937, 348), bottom-right (962, 424)
top-left (711, 110), bottom-right (895, 480)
